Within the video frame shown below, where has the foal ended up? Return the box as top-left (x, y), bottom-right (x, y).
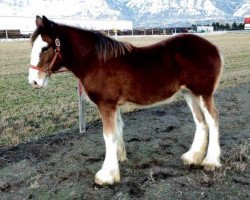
top-left (28, 16), bottom-right (223, 185)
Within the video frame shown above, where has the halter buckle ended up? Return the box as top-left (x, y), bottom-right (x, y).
top-left (55, 38), bottom-right (60, 47)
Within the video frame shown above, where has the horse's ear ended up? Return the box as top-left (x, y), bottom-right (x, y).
top-left (35, 16), bottom-right (43, 27)
top-left (35, 15), bottom-right (51, 28)
top-left (42, 16), bottom-right (50, 27)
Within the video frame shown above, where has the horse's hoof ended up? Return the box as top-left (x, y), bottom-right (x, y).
top-left (95, 169), bottom-right (120, 185)
top-left (202, 158), bottom-right (222, 171)
top-left (181, 151), bottom-right (205, 166)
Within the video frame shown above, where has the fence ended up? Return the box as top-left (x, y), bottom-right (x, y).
top-left (0, 30), bottom-right (31, 39)
top-left (0, 28), bottom-right (175, 41)
top-left (0, 27), bottom-right (195, 41)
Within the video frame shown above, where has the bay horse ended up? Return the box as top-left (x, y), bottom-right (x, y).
top-left (28, 16), bottom-right (223, 185)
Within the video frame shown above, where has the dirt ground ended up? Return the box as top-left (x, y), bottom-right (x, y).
top-left (0, 82), bottom-right (249, 200)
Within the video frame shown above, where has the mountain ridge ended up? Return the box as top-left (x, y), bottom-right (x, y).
top-left (0, 0), bottom-right (249, 27)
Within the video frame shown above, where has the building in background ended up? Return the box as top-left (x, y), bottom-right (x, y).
top-left (244, 15), bottom-right (250, 30)
top-left (196, 26), bottom-right (214, 33)
top-left (0, 16), bottom-right (133, 38)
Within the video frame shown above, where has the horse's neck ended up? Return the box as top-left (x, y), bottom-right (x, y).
top-left (60, 28), bottom-right (96, 80)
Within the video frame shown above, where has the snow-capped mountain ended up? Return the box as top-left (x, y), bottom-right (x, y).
top-left (233, 0), bottom-right (250, 16)
top-left (0, 0), bottom-right (249, 27)
top-left (125, 0), bottom-right (227, 26)
top-left (0, 0), bottom-right (125, 19)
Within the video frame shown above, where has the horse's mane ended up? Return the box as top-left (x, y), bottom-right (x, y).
top-left (93, 31), bottom-right (132, 62)
top-left (30, 22), bottom-right (133, 62)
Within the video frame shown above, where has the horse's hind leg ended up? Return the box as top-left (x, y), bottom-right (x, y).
top-left (95, 104), bottom-right (120, 185)
top-left (197, 95), bottom-right (222, 171)
top-left (181, 90), bottom-right (208, 166)
top-left (116, 108), bottom-right (127, 162)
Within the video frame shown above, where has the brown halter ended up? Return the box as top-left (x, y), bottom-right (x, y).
top-left (30, 38), bottom-right (62, 76)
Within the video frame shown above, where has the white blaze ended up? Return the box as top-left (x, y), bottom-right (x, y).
top-left (28, 35), bottom-right (49, 88)
top-left (30, 35), bottom-right (47, 66)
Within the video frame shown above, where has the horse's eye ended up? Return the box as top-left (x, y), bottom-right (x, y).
top-left (42, 46), bottom-right (49, 52)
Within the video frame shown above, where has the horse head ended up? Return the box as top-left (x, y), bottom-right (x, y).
top-left (28, 16), bottom-right (62, 88)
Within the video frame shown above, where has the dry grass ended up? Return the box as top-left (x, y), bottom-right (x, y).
top-left (187, 140), bottom-right (249, 186)
top-left (0, 33), bottom-right (250, 146)
top-left (221, 140), bottom-right (249, 173)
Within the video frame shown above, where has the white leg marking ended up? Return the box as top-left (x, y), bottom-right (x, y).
top-left (199, 97), bottom-right (221, 171)
top-left (116, 109), bottom-right (127, 162)
top-left (95, 134), bottom-right (120, 185)
top-left (181, 92), bottom-right (207, 165)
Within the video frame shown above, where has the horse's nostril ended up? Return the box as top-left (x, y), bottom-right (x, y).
top-left (33, 81), bottom-right (38, 85)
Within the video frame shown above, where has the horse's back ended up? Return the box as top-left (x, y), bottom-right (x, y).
top-left (127, 34), bottom-right (221, 72)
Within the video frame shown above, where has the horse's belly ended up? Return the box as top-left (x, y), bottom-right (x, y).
top-left (121, 89), bottom-right (181, 110)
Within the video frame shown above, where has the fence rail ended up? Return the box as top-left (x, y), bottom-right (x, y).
top-left (0, 30), bottom-right (31, 39)
top-left (0, 28), bottom-right (175, 41)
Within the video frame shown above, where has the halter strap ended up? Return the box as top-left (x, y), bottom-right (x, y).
top-left (30, 65), bottom-right (47, 73)
top-left (30, 38), bottom-right (62, 76)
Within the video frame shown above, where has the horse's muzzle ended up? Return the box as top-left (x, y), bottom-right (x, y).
top-left (29, 80), bottom-right (43, 89)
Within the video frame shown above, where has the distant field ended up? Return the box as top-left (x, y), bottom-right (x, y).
top-left (0, 33), bottom-right (250, 146)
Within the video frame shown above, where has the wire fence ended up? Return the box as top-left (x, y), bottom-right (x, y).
top-left (0, 28), bottom-right (177, 41)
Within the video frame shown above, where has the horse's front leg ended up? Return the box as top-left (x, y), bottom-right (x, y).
top-left (116, 108), bottom-right (127, 162)
top-left (95, 104), bottom-right (120, 185)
